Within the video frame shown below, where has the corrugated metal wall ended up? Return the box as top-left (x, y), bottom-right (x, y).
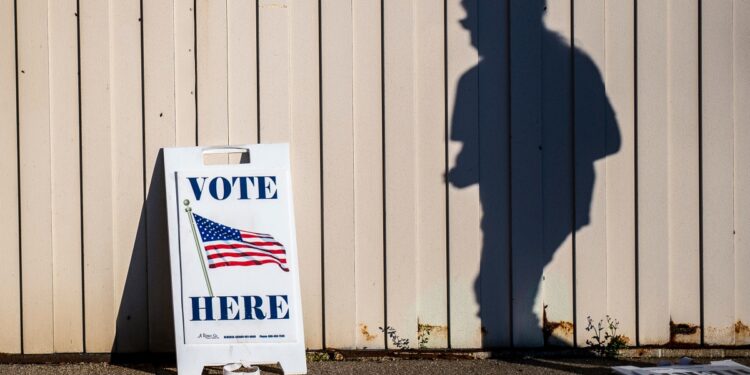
top-left (0, 0), bottom-right (748, 354)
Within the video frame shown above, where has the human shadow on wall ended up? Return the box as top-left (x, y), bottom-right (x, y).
top-left (112, 150), bottom-right (175, 359)
top-left (447, 0), bottom-right (620, 347)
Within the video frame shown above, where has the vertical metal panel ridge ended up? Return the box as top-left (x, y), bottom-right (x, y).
top-left (139, 0), bottom-right (147, 352)
top-left (568, 0), bottom-right (575, 348)
top-left (633, 0), bottom-right (640, 346)
top-left (0, 0), bottom-right (22, 354)
top-left (380, 0), bottom-right (386, 351)
top-left (318, 0), bottom-right (326, 350)
top-left (443, 0), bottom-right (451, 349)
top-left (78, 0), bottom-right (86, 353)
top-left (256, 0), bottom-right (261, 144)
top-left (697, 0), bottom-right (705, 346)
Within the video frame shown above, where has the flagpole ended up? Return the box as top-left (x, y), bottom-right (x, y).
top-left (184, 199), bottom-right (214, 297)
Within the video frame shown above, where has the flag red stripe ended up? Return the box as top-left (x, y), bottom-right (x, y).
top-left (240, 233), bottom-right (274, 240)
top-left (242, 241), bottom-right (283, 247)
top-left (209, 259), bottom-right (289, 271)
top-left (206, 251), bottom-right (287, 262)
top-left (204, 243), bottom-right (286, 254)
top-left (240, 230), bottom-right (271, 237)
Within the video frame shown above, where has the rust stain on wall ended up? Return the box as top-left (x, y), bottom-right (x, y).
top-left (542, 305), bottom-right (573, 346)
top-left (359, 324), bottom-right (377, 342)
top-left (668, 320), bottom-right (700, 345)
top-left (416, 320), bottom-right (448, 348)
top-left (417, 322), bottom-right (448, 340)
top-left (736, 321), bottom-right (750, 344)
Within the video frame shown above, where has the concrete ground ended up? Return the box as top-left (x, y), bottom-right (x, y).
top-left (1, 357), bottom-right (749, 374)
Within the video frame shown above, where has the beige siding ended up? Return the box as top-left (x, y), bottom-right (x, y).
top-left (80, 0), bottom-right (115, 352)
top-left (702, 0), bottom-right (736, 346)
top-left (384, 0), bottom-right (419, 350)
top-left (3, 0), bottom-right (750, 353)
top-left (637, 0), bottom-right (670, 345)
top-left (228, 0), bottom-right (258, 145)
top-left (667, 0), bottom-right (701, 345)
top-left (0, 0), bottom-right (21, 354)
top-left (321, 0), bottom-right (356, 349)
top-left (415, 0), bottom-right (448, 349)
top-left (289, 0), bottom-right (323, 350)
top-left (197, 0), bottom-right (229, 150)
top-left (144, 0), bottom-right (179, 353)
top-left (259, 0), bottom-right (291, 144)
top-left (49, 0), bottom-right (83, 353)
top-left (574, 0), bottom-right (605, 348)
top-left (735, 0), bottom-right (750, 346)
top-left (110, 0), bottom-right (147, 353)
top-left (544, 0), bottom-right (573, 347)
top-left (475, 0), bottom-right (511, 348)
top-left (604, 0), bottom-right (636, 345)
top-left (447, 0), bottom-right (482, 349)
top-left (509, 0), bottom-right (544, 348)
top-left (18, 0), bottom-right (54, 354)
top-left (353, 0), bottom-right (385, 350)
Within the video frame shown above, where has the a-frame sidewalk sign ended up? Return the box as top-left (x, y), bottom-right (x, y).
top-left (164, 144), bottom-right (306, 374)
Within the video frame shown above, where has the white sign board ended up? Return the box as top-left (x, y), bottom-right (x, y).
top-left (164, 145), bottom-right (306, 375)
top-left (613, 360), bottom-right (750, 374)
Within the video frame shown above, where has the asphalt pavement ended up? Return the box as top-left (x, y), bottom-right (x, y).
top-left (2, 357), bottom-right (749, 374)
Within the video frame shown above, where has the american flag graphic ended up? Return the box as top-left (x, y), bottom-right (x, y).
top-left (193, 213), bottom-right (289, 272)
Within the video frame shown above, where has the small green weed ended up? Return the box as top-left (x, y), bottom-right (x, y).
top-left (585, 315), bottom-right (627, 357)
